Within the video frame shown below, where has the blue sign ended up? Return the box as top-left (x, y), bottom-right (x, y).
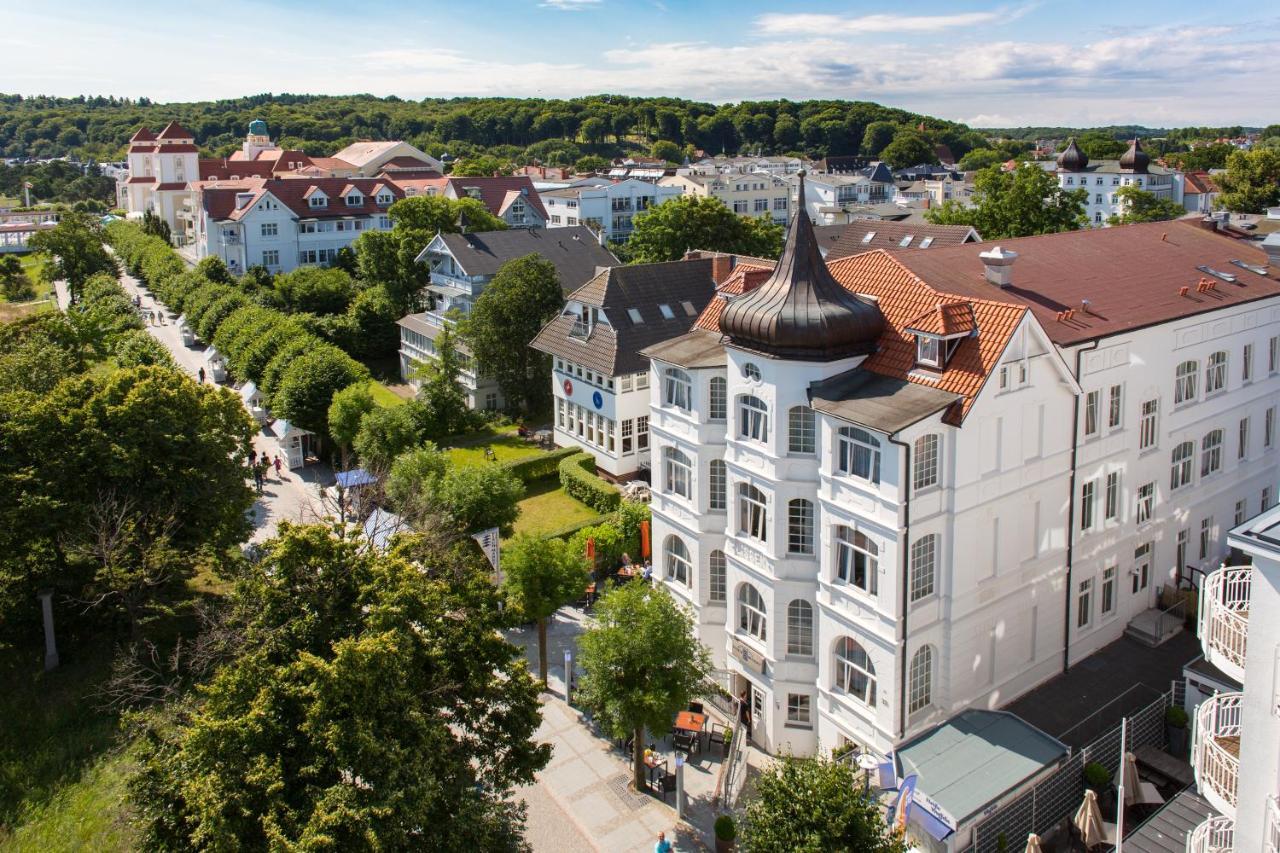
top-left (592, 390), bottom-right (604, 410)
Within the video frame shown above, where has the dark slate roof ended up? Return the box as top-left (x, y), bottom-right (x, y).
top-left (720, 173), bottom-right (886, 360)
top-left (1057, 137), bottom-right (1089, 172)
top-left (808, 368), bottom-right (960, 434)
top-left (424, 226), bottom-right (617, 294)
top-left (640, 328), bottom-right (727, 369)
top-left (530, 259), bottom-right (715, 376)
top-left (826, 220), bottom-right (979, 260)
top-left (1120, 137), bottom-right (1151, 174)
top-left (1122, 789), bottom-right (1215, 853)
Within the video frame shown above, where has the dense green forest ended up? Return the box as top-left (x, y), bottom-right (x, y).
top-left (0, 160), bottom-right (115, 207)
top-left (0, 92), bottom-right (988, 164)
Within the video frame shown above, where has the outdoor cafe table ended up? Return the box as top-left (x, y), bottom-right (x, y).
top-left (674, 711), bottom-right (707, 733)
top-left (617, 565), bottom-right (636, 579)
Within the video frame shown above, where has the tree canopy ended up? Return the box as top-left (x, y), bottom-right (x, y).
top-left (26, 211), bottom-right (119, 301)
top-left (501, 534), bottom-right (589, 685)
top-left (1216, 148), bottom-right (1280, 213)
top-left (926, 162), bottom-right (1088, 238)
top-left (625, 195), bottom-right (784, 264)
top-left (1108, 185), bottom-right (1186, 224)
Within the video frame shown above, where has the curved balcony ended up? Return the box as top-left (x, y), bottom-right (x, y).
top-left (1198, 565), bottom-right (1251, 683)
top-left (1186, 815), bottom-right (1233, 853)
top-left (1193, 692), bottom-right (1242, 817)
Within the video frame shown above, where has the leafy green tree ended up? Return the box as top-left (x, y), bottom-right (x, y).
top-left (957, 148), bottom-right (1005, 172)
top-left (626, 194), bottom-right (783, 263)
top-left (128, 523), bottom-right (550, 851)
top-left (389, 195), bottom-right (508, 235)
top-left (344, 283), bottom-right (401, 359)
top-left (141, 209), bottom-right (171, 244)
top-left (451, 154), bottom-right (507, 176)
top-left (430, 464), bottom-right (524, 535)
top-left (740, 756), bottom-right (906, 853)
top-left (385, 443), bottom-right (448, 516)
top-left (650, 140), bottom-right (682, 163)
top-left (273, 266), bottom-right (357, 315)
top-left (412, 323), bottom-right (473, 438)
top-left (1216, 148), bottom-right (1280, 213)
top-left (464, 255), bottom-right (565, 413)
top-left (194, 255), bottom-right (233, 284)
top-left (26, 211), bottom-right (119, 302)
top-left (576, 582), bottom-right (711, 790)
top-left (580, 117), bottom-right (608, 145)
top-left (1161, 143), bottom-right (1234, 172)
top-left (861, 121), bottom-right (898, 156)
top-left (879, 131), bottom-right (937, 169)
top-left (328, 382), bottom-right (376, 453)
top-left (573, 155), bottom-right (610, 173)
top-left (501, 535), bottom-right (589, 686)
top-left (1108, 185), bottom-right (1186, 224)
top-left (272, 346), bottom-right (370, 434)
top-left (926, 163), bottom-right (1088, 238)
top-left (0, 254), bottom-right (35, 301)
top-left (1070, 131), bottom-right (1127, 160)
top-left (352, 404), bottom-right (420, 471)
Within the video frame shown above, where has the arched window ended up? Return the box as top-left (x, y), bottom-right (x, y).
top-left (665, 535), bottom-right (690, 585)
top-left (738, 483), bottom-right (768, 541)
top-left (913, 434), bottom-right (940, 490)
top-left (834, 637), bottom-right (876, 706)
top-left (1201, 429), bottom-right (1223, 477)
top-left (837, 426), bottom-right (881, 483)
top-left (788, 499), bottom-right (814, 555)
top-left (708, 550), bottom-right (727, 603)
top-left (788, 406), bottom-right (816, 454)
top-left (737, 583), bottom-right (767, 641)
top-left (708, 376), bottom-right (727, 421)
top-left (834, 526), bottom-right (878, 594)
top-left (1170, 441), bottom-right (1194, 490)
top-left (786, 600), bottom-right (814, 656)
top-left (1205, 351), bottom-right (1227, 395)
top-left (663, 367), bottom-right (692, 410)
top-left (708, 459), bottom-right (727, 511)
top-left (908, 645), bottom-right (933, 714)
top-left (663, 446), bottom-right (692, 499)
top-left (1174, 360), bottom-right (1198, 404)
top-left (738, 395), bottom-right (769, 442)
top-left (910, 534), bottom-right (937, 602)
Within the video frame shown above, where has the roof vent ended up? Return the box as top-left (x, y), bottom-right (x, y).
top-left (979, 246), bottom-right (1018, 287)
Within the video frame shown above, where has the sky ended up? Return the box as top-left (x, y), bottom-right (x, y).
top-left (4, 0), bottom-right (1278, 128)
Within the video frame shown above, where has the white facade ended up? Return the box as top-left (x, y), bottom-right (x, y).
top-left (1056, 164), bottom-right (1178, 227)
top-left (648, 273), bottom-right (1280, 760)
top-left (551, 355), bottom-right (652, 479)
top-left (542, 178), bottom-right (682, 242)
top-left (659, 173), bottom-right (790, 225)
top-left (1187, 505), bottom-right (1280, 852)
top-left (800, 170), bottom-right (898, 225)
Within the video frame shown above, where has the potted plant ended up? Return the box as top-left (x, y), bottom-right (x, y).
top-left (714, 814), bottom-right (737, 853)
top-left (1166, 705), bottom-right (1190, 758)
top-left (1084, 761), bottom-right (1114, 815)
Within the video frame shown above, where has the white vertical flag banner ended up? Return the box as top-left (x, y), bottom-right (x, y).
top-left (472, 527), bottom-right (501, 579)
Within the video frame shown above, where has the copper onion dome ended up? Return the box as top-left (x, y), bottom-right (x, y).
top-left (719, 172), bottom-right (885, 361)
top-left (1056, 138), bottom-right (1089, 172)
top-left (1119, 138), bottom-right (1150, 174)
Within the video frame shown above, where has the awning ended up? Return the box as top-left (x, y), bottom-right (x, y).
top-left (335, 468), bottom-right (379, 489)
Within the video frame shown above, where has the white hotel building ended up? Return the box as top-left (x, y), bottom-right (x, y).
top-left (643, 178), bottom-right (1280, 769)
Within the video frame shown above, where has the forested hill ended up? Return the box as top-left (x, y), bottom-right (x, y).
top-left (0, 92), bottom-right (987, 165)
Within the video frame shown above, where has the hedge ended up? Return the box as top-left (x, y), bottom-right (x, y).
top-left (500, 445), bottom-right (580, 484)
top-left (196, 290), bottom-right (252, 342)
top-left (558, 451), bottom-right (621, 513)
top-left (540, 514), bottom-right (610, 542)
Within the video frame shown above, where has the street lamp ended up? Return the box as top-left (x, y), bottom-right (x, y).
top-left (857, 751), bottom-right (880, 798)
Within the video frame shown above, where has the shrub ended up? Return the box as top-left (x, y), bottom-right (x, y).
top-left (272, 345), bottom-right (370, 434)
top-left (1083, 761), bottom-right (1110, 790)
top-left (113, 329), bottom-right (177, 369)
top-left (540, 514), bottom-right (610, 541)
top-left (570, 521), bottom-right (625, 571)
top-left (261, 333), bottom-right (322, 401)
top-left (236, 319), bottom-right (307, 383)
top-left (500, 445), bottom-right (580, 484)
top-left (558, 451), bottom-right (620, 513)
top-left (1166, 706), bottom-right (1189, 729)
top-left (196, 290), bottom-right (252, 342)
top-left (715, 815), bottom-right (736, 842)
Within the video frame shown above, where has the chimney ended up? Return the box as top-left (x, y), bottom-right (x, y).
top-left (709, 253), bottom-right (734, 285)
top-left (978, 246), bottom-right (1018, 287)
top-left (1198, 216), bottom-right (1219, 232)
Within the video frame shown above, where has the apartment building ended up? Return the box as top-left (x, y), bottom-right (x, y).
top-left (387, 175), bottom-right (549, 229)
top-left (658, 172), bottom-right (791, 225)
top-left (1184, 505), bottom-right (1280, 853)
top-left (399, 226), bottom-right (616, 409)
top-left (642, 175), bottom-right (1280, 766)
top-left (1055, 137), bottom-right (1177, 226)
top-left (530, 259), bottom-right (715, 478)
top-left (192, 177), bottom-right (403, 275)
top-left (541, 178), bottom-right (682, 243)
top-left (799, 165), bottom-right (898, 225)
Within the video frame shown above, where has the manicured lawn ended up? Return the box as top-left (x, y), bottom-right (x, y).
top-left (508, 478), bottom-right (603, 541)
top-left (1, 748), bottom-right (137, 852)
top-left (443, 426), bottom-right (545, 468)
top-left (366, 380), bottom-right (408, 408)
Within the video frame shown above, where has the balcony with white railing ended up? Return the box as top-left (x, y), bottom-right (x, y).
top-left (1199, 565), bottom-right (1251, 683)
top-left (1186, 815), bottom-right (1233, 853)
top-left (1267, 795), bottom-right (1280, 853)
top-left (1193, 692), bottom-right (1242, 817)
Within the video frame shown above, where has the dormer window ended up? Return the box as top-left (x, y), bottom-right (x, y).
top-left (861, 231), bottom-right (876, 244)
top-left (345, 193), bottom-right (363, 207)
top-left (376, 193), bottom-right (393, 206)
top-left (309, 196), bottom-right (327, 209)
top-left (916, 335), bottom-right (941, 367)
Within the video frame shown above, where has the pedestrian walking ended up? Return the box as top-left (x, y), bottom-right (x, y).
top-left (249, 449), bottom-right (258, 466)
top-left (655, 831), bottom-right (673, 853)
top-left (253, 466), bottom-right (264, 494)
top-left (273, 455), bottom-right (283, 477)
top-left (197, 367), bottom-right (205, 384)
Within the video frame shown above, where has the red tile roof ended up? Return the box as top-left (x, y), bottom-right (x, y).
top-left (1183, 171), bottom-right (1219, 195)
top-left (198, 158), bottom-right (277, 181)
top-left (887, 220), bottom-right (1279, 346)
top-left (155, 143), bottom-right (199, 154)
top-left (157, 121), bottom-right (195, 140)
top-left (128, 144), bottom-right (156, 153)
top-left (203, 177), bottom-right (405, 223)
top-left (905, 301), bottom-right (978, 336)
top-left (126, 176), bottom-right (156, 184)
top-left (440, 176), bottom-right (548, 222)
top-left (380, 156), bottom-right (437, 171)
top-left (129, 127), bottom-right (156, 142)
top-left (155, 182), bottom-right (188, 191)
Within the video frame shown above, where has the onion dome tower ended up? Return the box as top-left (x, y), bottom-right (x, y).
top-left (1119, 138), bottom-right (1150, 174)
top-left (719, 172), bottom-right (885, 360)
top-left (1056, 138), bottom-right (1089, 172)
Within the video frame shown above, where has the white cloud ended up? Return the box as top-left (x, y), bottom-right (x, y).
top-left (756, 10), bottom-right (1011, 35)
top-left (538, 0), bottom-right (601, 9)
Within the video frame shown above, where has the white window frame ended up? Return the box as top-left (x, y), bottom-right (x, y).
top-left (787, 499), bottom-right (815, 555)
top-left (1101, 567), bottom-right (1116, 616)
top-left (1077, 577), bottom-right (1093, 629)
top-left (788, 406), bottom-right (816, 455)
top-left (835, 526), bottom-right (878, 595)
top-left (914, 434), bottom-right (939, 490)
top-left (834, 637), bottom-right (876, 707)
top-left (708, 550), bottom-right (727, 603)
top-left (738, 483), bottom-right (768, 542)
top-left (708, 376), bottom-right (727, 421)
top-left (837, 427), bottom-right (881, 483)
top-left (1084, 390), bottom-right (1100, 437)
top-left (910, 535), bottom-right (937, 602)
top-left (738, 395), bottom-right (768, 442)
top-left (708, 459), bottom-right (727, 511)
top-left (664, 535), bottom-right (691, 585)
top-left (1201, 429), bottom-right (1223, 477)
top-left (1136, 483), bottom-right (1154, 525)
top-left (663, 367), bottom-right (692, 411)
top-left (1174, 360), bottom-right (1198, 405)
top-left (1105, 471), bottom-right (1120, 521)
top-left (1139, 399), bottom-right (1158, 450)
top-left (737, 584), bottom-right (767, 641)
top-left (1205, 351), bottom-right (1227, 395)
top-left (663, 446), bottom-right (692, 500)
top-left (786, 599), bottom-right (814, 657)
top-left (1171, 441), bottom-right (1194, 490)
top-left (908, 645), bottom-right (933, 714)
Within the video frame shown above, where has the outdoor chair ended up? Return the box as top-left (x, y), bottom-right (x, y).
top-left (707, 724), bottom-right (727, 756)
top-left (657, 773), bottom-right (677, 803)
top-left (673, 731), bottom-right (694, 754)
top-left (688, 701), bottom-right (704, 714)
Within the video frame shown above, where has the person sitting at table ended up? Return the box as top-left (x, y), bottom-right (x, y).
top-left (642, 561), bottom-right (653, 583)
top-left (517, 423), bottom-right (530, 438)
top-left (620, 552), bottom-right (632, 568)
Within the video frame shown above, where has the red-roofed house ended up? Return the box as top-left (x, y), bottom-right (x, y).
top-left (383, 174), bottom-right (548, 229)
top-left (1179, 171), bottom-right (1220, 214)
top-left (639, 181), bottom-right (1280, 773)
top-left (193, 177), bottom-right (403, 275)
top-left (118, 123), bottom-right (201, 234)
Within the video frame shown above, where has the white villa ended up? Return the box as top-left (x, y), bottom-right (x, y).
top-left (541, 178), bottom-right (682, 243)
